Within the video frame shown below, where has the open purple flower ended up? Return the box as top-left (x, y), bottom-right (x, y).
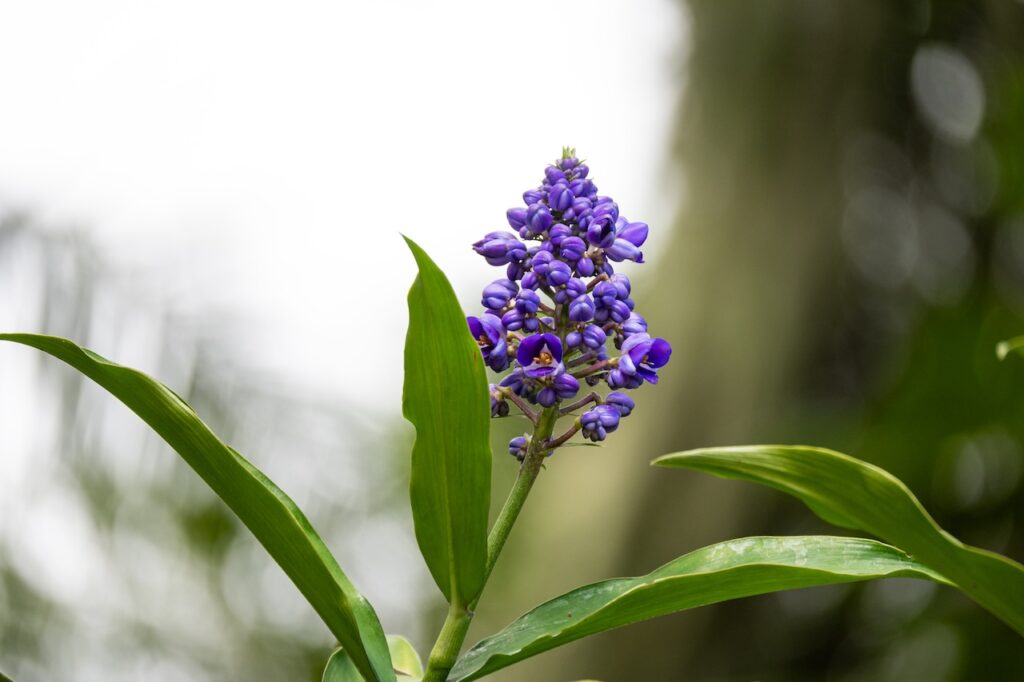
top-left (618, 333), bottom-right (672, 384)
top-left (468, 314), bottom-right (510, 371)
top-left (517, 333), bottom-right (563, 378)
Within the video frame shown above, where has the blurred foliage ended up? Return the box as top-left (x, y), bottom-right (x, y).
top-left (0, 215), bottom-right (428, 680)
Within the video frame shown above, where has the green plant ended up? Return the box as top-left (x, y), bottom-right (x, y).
top-left (3, 154), bottom-right (1023, 680)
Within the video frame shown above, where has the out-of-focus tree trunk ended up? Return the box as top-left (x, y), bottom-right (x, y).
top-left (478, 2), bottom-right (1024, 680)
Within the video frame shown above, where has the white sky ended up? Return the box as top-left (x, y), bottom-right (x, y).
top-left (0, 3), bottom-right (685, 676)
top-left (0, 0), bottom-right (684, 410)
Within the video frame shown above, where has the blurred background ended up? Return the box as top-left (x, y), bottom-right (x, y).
top-left (2, 1), bottom-right (1023, 680)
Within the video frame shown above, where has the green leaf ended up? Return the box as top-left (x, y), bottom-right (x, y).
top-left (450, 536), bottom-right (943, 681)
top-left (402, 237), bottom-right (490, 607)
top-left (0, 333), bottom-right (395, 682)
top-left (654, 445), bottom-right (1024, 636)
top-left (997, 335), bottom-right (1024, 360)
top-left (324, 635), bottom-right (424, 681)
top-left (385, 635), bottom-right (424, 679)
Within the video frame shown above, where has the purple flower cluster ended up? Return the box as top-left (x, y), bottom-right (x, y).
top-left (468, 148), bottom-right (671, 461)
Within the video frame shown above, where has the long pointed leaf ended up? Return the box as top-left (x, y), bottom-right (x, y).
top-left (0, 333), bottom-right (395, 682)
top-left (402, 237), bottom-right (490, 606)
top-left (450, 536), bottom-right (944, 681)
top-left (654, 445), bottom-right (1024, 636)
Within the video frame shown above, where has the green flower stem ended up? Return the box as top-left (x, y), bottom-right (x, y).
top-left (422, 406), bottom-right (559, 682)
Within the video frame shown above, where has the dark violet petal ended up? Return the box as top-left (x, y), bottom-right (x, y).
top-left (647, 338), bottom-right (672, 368)
top-left (636, 367), bottom-right (659, 384)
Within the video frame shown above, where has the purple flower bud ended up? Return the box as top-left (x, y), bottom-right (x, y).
top-left (515, 289), bottom-right (540, 314)
top-left (557, 155), bottom-right (579, 171)
top-left (610, 274), bottom-right (631, 298)
top-left (593, 198), bottom-right (619, 223)
top-left (545, 167), bottom-right (567, 185)
top-left (606, 368), bottom-right (643, 389)
top-left (582, 324), bottom-right (607, 349)
top-left (548, 182), bottom-right (574, 211)
top-left (605, 238), bottom-right (644, 263)
top-left (501, 308), bottom-right (525, 331)
top-left (593, 281), bottom-right (619, 308)
top-left (576, 256), bottom-right (595, 277)
top-left (605, 391), bottom-right (635, 417)
top-left (554, 277), bottom-right (587, 304)
top-left (548, 223), bottom-right (572, 246)
top-left (481, 279), bottom-right (518, 311)
top-left (553, 372), bottom-right (580, 400)
top-left (506, 208), bottom-right (527, 230)
top-left (566, 330), bottom-right (583, 348)
top-left (530, 250), bottom-right (554, 277)
top-left (595, 299), bottom-right (631, 324)
top-left (571, 196), bottom-right (592, 213)
top-left (581, 404), bottom-right (621, 442)
top-left (523, 189), bottom-right (545, 205)
top-left (509, 436), bottom-right (529, 460)
top-left (473, 231), bottom-right (528, 266)
top-left (568, 294), bottom-right (595, 322)
top-left (536, 387), bottom-right (558, 407)
top-left (517, 333), bottom-right (563, 378)
top-left (575, 164), bottom-right (590, 179)
top-left (526, 204), bottom-right (554, 236)
top-left (559, 236), bottom-right (587, 262)
top-left (549, 266), bottom-right (571, 288)
top-left (521, 271), bottom-right (539, 289)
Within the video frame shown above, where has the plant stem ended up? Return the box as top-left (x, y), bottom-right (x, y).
top-left (481, 406), bottom-right (558, 582)
top-left (421, 406), bottom-right (559, 682)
